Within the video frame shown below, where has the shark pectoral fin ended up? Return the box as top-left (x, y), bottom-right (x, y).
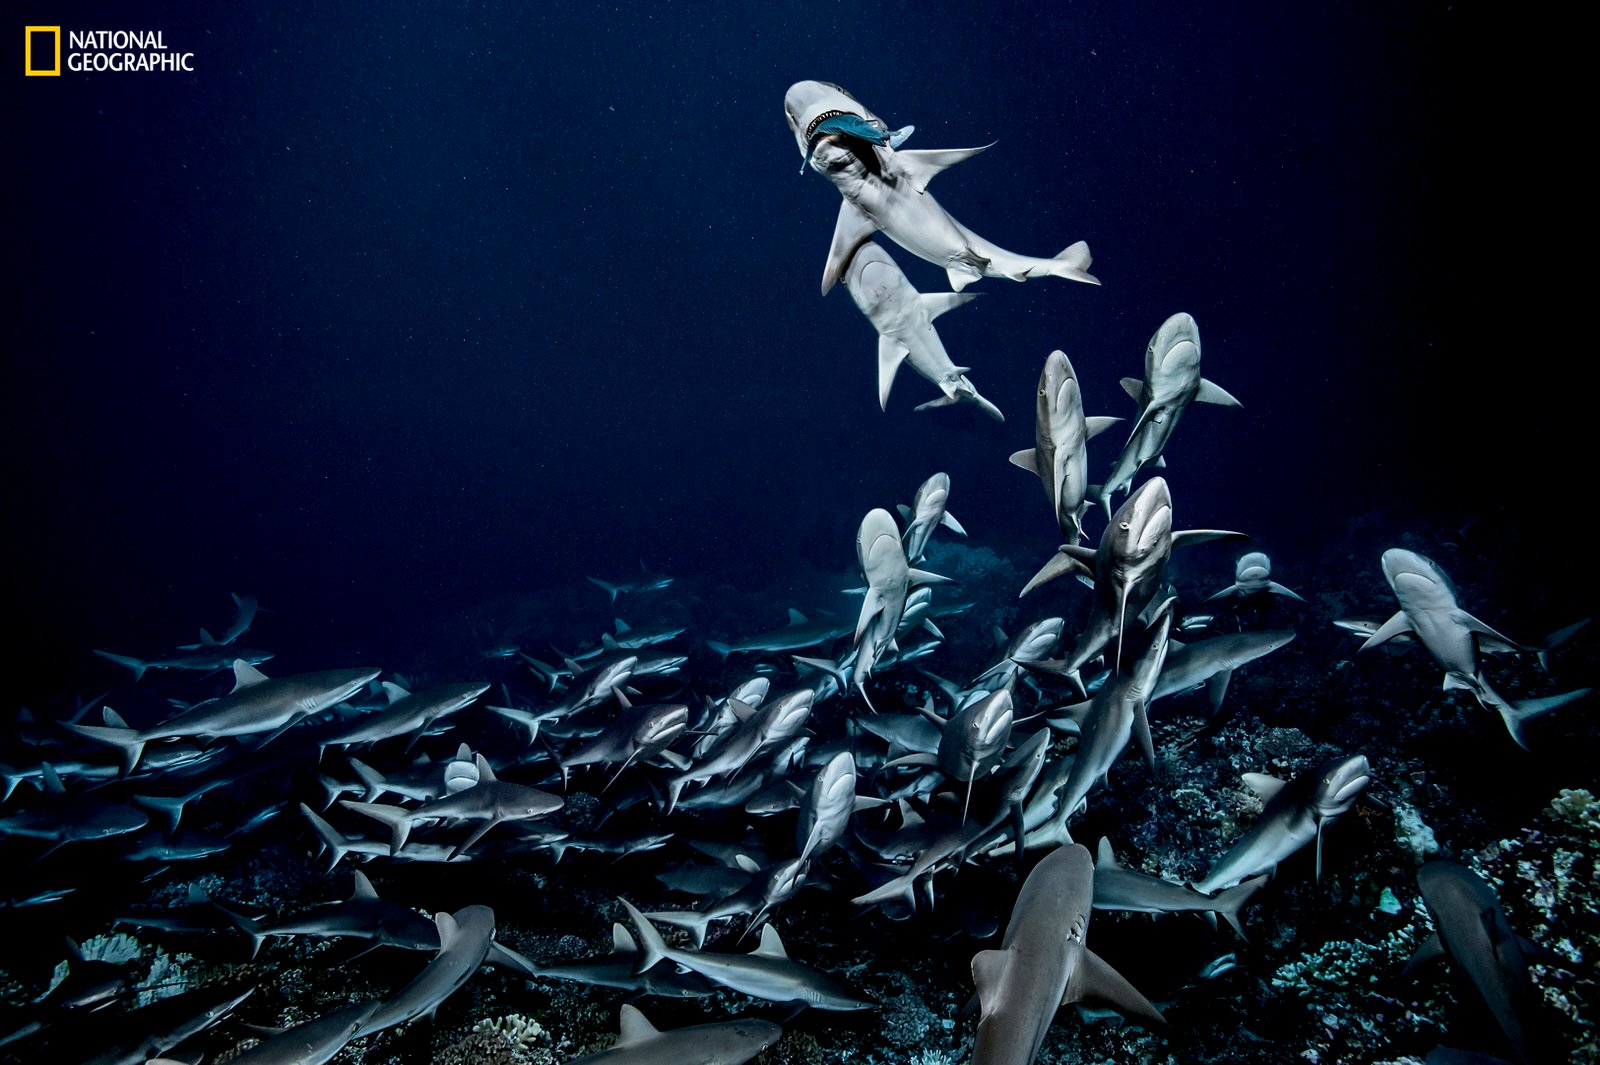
top-left (914, 395), bottom-right (958, 412)
top-left (970, 948), bottom-right (1009, 1015)
top-left (1239, 772), bottom-right (1286, 803)
top-left (907, 567), bottom-right (956, 586)
top-left (1171, 530), bottom-right (1249, 549)
top-left (823, 202), bottom-right (878, 296)
top-left (877, 336), bottom-right (909, 410)
top-left (1084, 415), bottom-right (1123, 439)
top-left (1359, 610), bottom-right (1415, 652)
top-left (1133, 704), bottom-right (1156, 769)
top-left (1266, 581), bottom-right (1305, 602)
top-left (921, 291), bottom-right (980, 320)
top-left (1400, 932), bottom-right (1445, 979)
top-left (1020, 550), bottom-right (1084, 598)
top-left (1119, 377), bottom-right (1145, 403)
top-left (895, 143), bottom-right (994, 194)
top-left (1067, 946), bottom-right (1167, 1029)
top-left (854, 591), bottom-right (886, 645)
top-left (1205, 669), bottom-right (1234, 718)
top-left (1194, 377), bottom-right (1243, 407)
top-left (1009, 448), bottom-right (1041, 474)
top-left (940, 511), bottom-right (967, 536)
top-left (1452, 610), bottom-right (1531, 653)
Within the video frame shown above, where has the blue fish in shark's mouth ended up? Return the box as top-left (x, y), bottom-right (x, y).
top-left (800, 109), bottom-right (914, 173)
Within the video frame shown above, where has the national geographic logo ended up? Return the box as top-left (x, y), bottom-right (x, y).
top-left (25, 26), bottom-right (195, 75)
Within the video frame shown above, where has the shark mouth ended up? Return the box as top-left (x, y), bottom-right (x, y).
top-left (804, 108), bottom-right (856, 143)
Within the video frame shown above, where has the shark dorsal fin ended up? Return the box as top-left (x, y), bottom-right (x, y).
top-left (40, 763), bottom-right (64, 795)
top-left (199, 628), bottom-right (216, 646)
top-left (753, 924), bottom-right (789, 959)
top-left (1241, 772), bottom-right (1286, 803)
top-left (350, 869), bottom-right (379, 899)
top-left (727, 699), bottom-right (758, 724)
top-left (381, 681), bottom-right (410, 704)
top-left (787, 608), bottom-right (808, 625)
top-left (63, 935), bottom-right (84, 963)
top-left (616, 1004), bottom-right (659, 1046)
top-left (1095, 837), bottom-right (1121, 869)
top-left (434, 911), bottom-right (460, 950)
top-left (103, 706), bottom-right (130, 728)
top-left (614, 618), bottom-right (631, 634)
top-left (894, 143), bottom-right (993, 194)
top-left (610, 922), bottom-right (636, 954)
top-left (602, 633), bottom-right (621, 651)
top-left (232, 660), bottom-right (270, 690)
top-left (971, 948), bottom-right (1008, 1015)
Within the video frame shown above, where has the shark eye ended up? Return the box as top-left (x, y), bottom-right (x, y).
top-left (1119, 521), bottom-right (1130, 531)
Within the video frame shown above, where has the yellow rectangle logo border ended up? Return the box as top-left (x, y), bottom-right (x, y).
top-left (25, 25), bottom-right (61, 76)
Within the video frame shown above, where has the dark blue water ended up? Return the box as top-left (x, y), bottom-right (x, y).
top-left (17, 1), bottom-right (1570, 695)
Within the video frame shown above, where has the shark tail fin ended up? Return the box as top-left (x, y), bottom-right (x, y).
top-left (1215, 875), bottom-right (1269, 940)
top-left (617, 899), bottom-right (669, 974)
top-left (63, 723), bottom-right (145, 775)
top-left (93, 650), bottom-right (147, 682)
top-left (299, 802), bottom-right (351, 872)
top-left (1479, 682), bottom-right (1593, 750)
top-left (644, 909), bottom-right (716, 950)
top-left (1044, 241), bottom-right (1099, 286)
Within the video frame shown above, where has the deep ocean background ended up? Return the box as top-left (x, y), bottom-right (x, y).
top-left (7, 3), bottom-right (1588, 700)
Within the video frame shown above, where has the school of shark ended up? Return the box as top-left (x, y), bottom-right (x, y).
top-left (0, 81), bottom-right (1594, 1065)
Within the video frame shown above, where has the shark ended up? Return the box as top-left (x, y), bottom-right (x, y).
top-left (587, 563), bottom-right (674, 604)
top-left (514, 922), bottom-right (714, 998)
top-left (1010, 350), bottom-right (1123, 544)
top-left (1025, 477), bottom-right (1245, 675)
top-left (1206, 551), bottom-right (1304, 602)
top-left (318, 680), bottom-right (488, 752)
top-left (969, 843), bottom-right (1165, 1065)
top-left (898, 472), bottom-right (968, 563)
top-left (1092, 838), bottom-right (1266, 937)
top-left (1099, 312), bottom-right (1241, 510)
top-left (571, 1005), bottom-right (781, 1065)
top-left (1193, 754), bottom-right (1371, 894)
top-left (1043, 601), bottom-right (1174, 829)
top-left (93, 644), bottom-right (275, 683)
top-left (1151, 629), bottom-right (1298, 723)
top-left (1404, 860), bottom-right (1547, 1065)
top-left (339, 754), bottom-right (563, 857)
top-left (354, 905), bottom-right (497, 1036)
top-left (851, 508), bottom-right (953, 707)
top-left (842, 241), bottom-right (1003, 419)
top-left (225, 1000), bottom-right (379, 1065)
top-left (558, 702), bottom-right (689, 790)
top-left (1358, 548), bottom-right (1591, 748)
top-left (706, 609), bottom-right (854, 659)
top-left (68, 661), bottom-right (381, 772)
top-left (619, 898), bottom-right (874, 1011)
top-left (785, 81), bottom-right (1099, 295)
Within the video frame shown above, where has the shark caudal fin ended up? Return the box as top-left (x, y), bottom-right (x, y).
top-left (93, 651), bottom-right (148, 682)
top-left (64, 723), bottom-right (146, 775)
top-left (1475, 680), bottom-right (1593, 750)
top-left (1214, 875), bottom-right (1270, 939)
top-left (1044, 241), bottom-right (1099, 285)
top-left (299, 803), bottom-right (353, 872)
